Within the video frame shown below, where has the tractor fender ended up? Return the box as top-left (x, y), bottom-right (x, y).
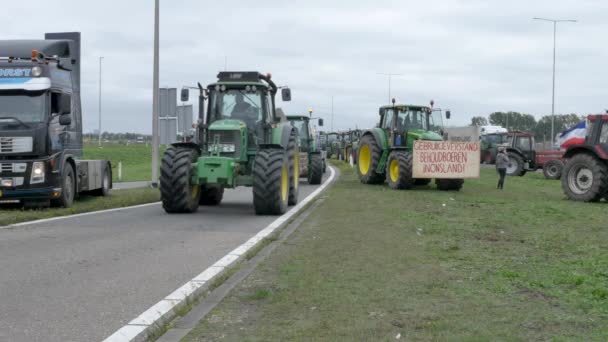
top-left (171, 142), bottom-right (201, 152)
top-left (563, 145), bottom-right (606, 160)
top-left (361, 128), bottom-right (388, 152)
top-left (269, 122), bottom-right (295, 150)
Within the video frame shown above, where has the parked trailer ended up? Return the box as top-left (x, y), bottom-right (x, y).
top-left (0, 32), bottom-right (111, 208)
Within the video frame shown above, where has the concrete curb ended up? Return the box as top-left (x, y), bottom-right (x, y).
top-left (102, 166), bottom-right (337, 342)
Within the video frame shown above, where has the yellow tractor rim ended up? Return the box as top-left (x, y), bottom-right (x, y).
top-left (293, 151), bottom-right (299, 190)
top-left (359, 145), bottom-right (371, 175)
top-left (389, 159), bottom-right (399, 182)
top-left (191, 184), bottom-right (200, 199)
top-left (281, 164), bottom-right (288, 202)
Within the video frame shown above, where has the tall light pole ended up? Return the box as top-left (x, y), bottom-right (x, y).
top-left (98, 56), bottom-right (104, 146)
top-left (331, 96), bottom-right (334, 131)
top-left (533, 17), bottom-right (576, 148)
top-left (151, 0), bottom-right (160, 187)
top-left (377, 72), bottom-right (402, 104)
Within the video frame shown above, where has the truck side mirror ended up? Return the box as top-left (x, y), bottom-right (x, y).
top-left (58, 94), bottom-right (71, 115)
top-left (59, 114), bottom-right (72, 126)
top-left (446, 110), bottom-right (451, 120)
top-left (181, 88), bottom-right (189, 102)
top-left (318, 118), bottom-right (324, 127)
top-left (281, 88), bottom-right (291, 101)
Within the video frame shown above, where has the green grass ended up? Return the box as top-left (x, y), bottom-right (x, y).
top-left (183, 163), bottom-right (608, 341)
top-left (83, 143), bottom-right (165, 182)
top-left (0, 188), bottom-right (159, 227)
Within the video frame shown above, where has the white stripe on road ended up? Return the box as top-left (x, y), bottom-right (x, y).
top-left (103, 166), bottom-right (336, 342)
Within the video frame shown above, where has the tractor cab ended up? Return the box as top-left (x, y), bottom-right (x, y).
top-left (379, 103), bottom-right (447, 148)
top-left (584, 114), bottom-right (608, 145)
top-left (480, 131), bottom-right (536, 173)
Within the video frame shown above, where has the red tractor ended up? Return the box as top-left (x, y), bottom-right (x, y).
top-left (561, 114), bottom-right (608, 202)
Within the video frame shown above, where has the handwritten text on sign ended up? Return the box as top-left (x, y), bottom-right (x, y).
top-left (413, 141), bottom-right (480, 179)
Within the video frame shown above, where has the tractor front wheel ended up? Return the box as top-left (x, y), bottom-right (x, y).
top-left (561, 154), bottom-right (608, 202)
top-left (543, 159), bottom-right (564, 180)
top-left (200, 185), bottom-right (223, 205)
top-left (308, 153), bottom-right (323, 185)
top-left (414, 179), bottom-right (432, 186)
top-left (386, 151), bottom-right (414, 189)
top-left (358, 135), bottom-right (384, 184)
top-left (160, 147), bottom-right (201, 213)
top-left (253, 149), bottom-right (290, 215)
top-left (506, 152), bottom-right (524, 176)
top-left (287, 132), bottom-right (299, 206)
top-left (436, 179), bottom-right (464, 191)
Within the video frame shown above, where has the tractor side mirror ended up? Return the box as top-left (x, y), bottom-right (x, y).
top-left (58, 94), bottom-right (71, 115)
top-left (318, 118), bottom-right (324, 127)
top-left (181, 88), bottom-right (189, 102)
top-left (281, 88), bottom-right (291, 101)
top-left (446, 110), bottom-right (451, 119)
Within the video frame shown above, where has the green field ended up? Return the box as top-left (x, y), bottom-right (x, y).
top-left (185, 163), bottom-right (608, 341)
top-left (83, 143), bottom-right (164, 182)
top-left (0, 187), bottom-right (159, 227)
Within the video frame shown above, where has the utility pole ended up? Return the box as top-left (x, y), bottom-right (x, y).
top-left (151, 0), bottom-right (160, 187)
top-left (377, 72), bottom-right (402, 104)
top-left (224, 56), bottom-right (227, 71)
top-left (331, 96), bottom-right (334, 131)
top-left (533, 17), bottom-right (576, 148)
top-left (98, 56), bottom-right (103, 146)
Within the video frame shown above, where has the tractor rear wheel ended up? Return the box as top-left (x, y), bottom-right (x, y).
top-left (308, 153), bottom-right (323, 185)
top-left (561, 154), bottom-right (608, 202)
top-left (160, 147), bottom-right (201, 213)
top-left (287, 132), bottom-right (299, 206)
top-left (253, 148), bottom-right (290, 215)
top-left (357, 135), bottom-right (384, 184)
top-left (414, 179), bottom-right (431, 186)
top-left (436, 179), bottom-right (464, 191)
top-left (386, 151), bottom-right (414, 189)
top-left (543, 159), bottom-right (564, 180)
top-left (199, 185), bottom-right (223, 205)
top-left (506, 152), bottom-right (524, 176)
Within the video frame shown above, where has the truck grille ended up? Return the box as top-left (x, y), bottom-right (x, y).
top-left (209, 130), bottom-right (241, 158)
top-left (0, 137), bottom-right (33, 154)
top-left (0, 163), bottom-right (27, 173)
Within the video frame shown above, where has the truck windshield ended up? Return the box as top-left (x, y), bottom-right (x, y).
top-left (0, 91), bottom-right (46, 123)
top-left (207, 89), bottom-right (265, 127)
top-left (395, 107), bottom-right (430, 131)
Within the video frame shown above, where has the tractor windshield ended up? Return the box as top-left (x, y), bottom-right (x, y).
top-left (327, 133), bottom-right (338, 143)
top-left (290, 119), bottom-right (309, 145)
top-left (395, 107), bottom-right (430, 131)
top-left (429, 109), bottom-right (445, 134)
top-left (207, 89), bottom-right (266, 128)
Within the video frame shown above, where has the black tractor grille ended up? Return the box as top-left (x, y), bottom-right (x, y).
top-left (209, 130), bottom-right (242, 158)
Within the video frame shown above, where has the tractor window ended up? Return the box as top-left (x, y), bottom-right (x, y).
top-left (516, 136), bottom-right (531, 151)
top-left (290, 120), bottom-right (309, 145)
top-left (395, 107), bottom-right (428, 131)
top-left (207, 89), bottom-right (264, 127)
top-left (600, 122), bottom-right (608, 144)
top-left (382, 109), bottom-right (394, 129)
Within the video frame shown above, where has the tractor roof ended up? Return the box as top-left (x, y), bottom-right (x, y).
top-left (380, 104), bottom-right (431, 110)
top-left (286, 115), bottom-right (310, 121)
top-left (210, 71), bottom-right (270, 88)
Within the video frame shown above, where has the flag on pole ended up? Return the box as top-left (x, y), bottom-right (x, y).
top-left (557, 121), bottom-right (586, 148)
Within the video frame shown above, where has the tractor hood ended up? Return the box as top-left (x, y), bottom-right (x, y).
top-left (208, 119), bottom-right (247, 131)
top-left (407, 129), bottom-right (443, 141)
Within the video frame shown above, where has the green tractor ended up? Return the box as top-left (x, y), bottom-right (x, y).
top-left (160, 71), bottom-right (300, 215)
top-left (343, 129), bottom-right (362, 165)
top-left (357, 101), bottom-right (463, 191)
top-left (286, 114), bottom-right (325, 184)
top-left (325, 132), bottom-right (341, 159)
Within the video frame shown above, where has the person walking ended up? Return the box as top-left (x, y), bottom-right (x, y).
top-left (496, 146), bottom-right (509, 190)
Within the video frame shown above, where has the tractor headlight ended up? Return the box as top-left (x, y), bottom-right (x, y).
top-left (32, 66), bottom-right (43, 77)
top-left (208, 144), bottom-right (236, 153)
top-left (30, 161), bottom-right (45, 184)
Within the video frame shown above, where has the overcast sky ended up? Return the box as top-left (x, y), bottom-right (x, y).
top-left (3, 0), bottom-right (606, 133)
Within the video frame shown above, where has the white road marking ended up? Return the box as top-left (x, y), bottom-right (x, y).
top-left (103, 166), bottom-right (336, 342)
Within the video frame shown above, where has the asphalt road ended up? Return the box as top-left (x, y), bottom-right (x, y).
top-left (0, 173), bottom-right (329, 342)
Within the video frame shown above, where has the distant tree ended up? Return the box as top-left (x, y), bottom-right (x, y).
top-left (534, 114), bottom-right (585, 141)
top-left (489, 112), bottom-right (536, 132)
top-left (470, 116), bottom-right (488, 126)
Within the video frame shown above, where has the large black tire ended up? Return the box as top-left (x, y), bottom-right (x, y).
top-left (51, 163), bottom-right (75, 208)
top-left (199, 185), bottom-right (223, 205)
top-left (357, 134), bottom-right (384, 184)
top-left (436, 179), bottom-right (464, 191)
top-left (92, 164), bottom-right (111, 196)
top-left (308, 153), bottom-right (323, 185)
top-left (414, 179), bottom-right (432, 186)
top-left (386, 151), bottom-right (414, 189)
top-left (543, 159), bottom-right (564, 180)
top-left (253, 149), bottom-right (290, 215)
top-left (322, 158), bottom-right (327, 173)
top-left (287, 132), bottom-right (299, 206)
top-left (506, 152), bottom-right (525, 177)
top-left (561, 154), bottom-right (608, 202)
top-left (160, 147), bottom-right (201, 213)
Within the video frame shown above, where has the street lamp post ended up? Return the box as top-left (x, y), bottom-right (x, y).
top-left (151, 0), bottom-right (160, 187)
top-left (98, 56), bottom-right (103, 146)
top-left (377, 72), bottom-right (402, 104)
top-left (533, 17), bottom-right (576, 148)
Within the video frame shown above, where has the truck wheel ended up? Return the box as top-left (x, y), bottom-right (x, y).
top-left (358, 135), bottom-right (384, 184)
top-left (253, 149), bottom-right (289, 215)
top-left (51, 164), bottom-right (75, 208)
top-left (92, 164), bottom-right (111, 196)
top-left (543, 159), bottom-right (564, 180)
top-left (287, 132), bottom-right (299, 206)
top-left (386, 151), bottom-right (414, 189)
top-left (506, 152), bottom-right (524, 176)
top-left (414, 179), bottom-right (431, 186)
top-left (561, 154), bottom-right (608, 202)
top-left (308, 153), bottom-right (323, 185)
top-left (160, 147), bottom-right (200, 213)
top-left (199, 185), bottom-right (223, 205)
top-left (436, 179), bottom-right (464, 191)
